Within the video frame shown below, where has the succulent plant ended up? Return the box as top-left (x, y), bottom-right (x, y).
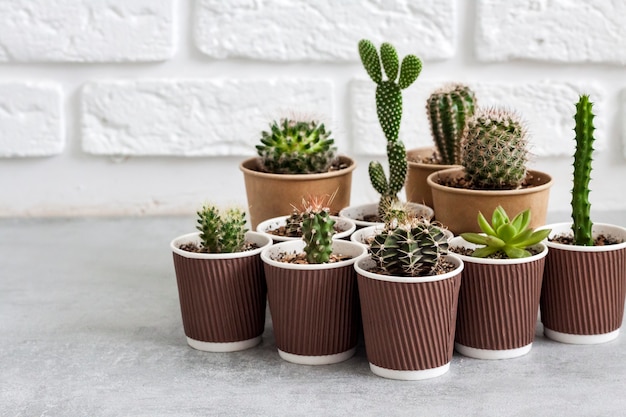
top-left (358, 39), bottom-right (422, 214)
top-left (461, 206), bottom-right (551, 258)
top-left (301, 196), bottom-right (336, 264)
top-left (256, 118), bottom-right (337, 174)
top-left (370, 217), bottom-right (448, 277)
top-left (426, 83), bottom-right (477, 165)
top-left (284, 209), bottom-right (303, 237)
top-left (461, 108), bottom-right (529, 189)
top-left (196, 205), bottom-right (248, 253)
top-left (571, 95), bottom-right (595, 246)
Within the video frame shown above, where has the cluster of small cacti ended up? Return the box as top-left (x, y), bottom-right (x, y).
top-left (461, 108), bottom-right (529, 189)
top-left (426, 83), bottom-right (476, 165)
top-left (571, 95), bottom-right (595, 246)
top-left (300, 197), bottom-right (336, 264)
top-left (358, 39), bottom-right (422, 215)
top-left (256, 118), bottom-right (337, 174)
top-left (370, 217), bottom-right (449, 277)
top-left (196, 205), bottom-right (248, 253)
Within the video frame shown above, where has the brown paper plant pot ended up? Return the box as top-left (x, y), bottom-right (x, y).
top-left (239, 155), bottom-right (356, 229)
top-left (405, 146), bottom-right (459, 209)
top-left (261, 239), bottom-right (367, 365)
top-left (170, 231), bottom-right (272, 352)
top-left (339, 202), bottom-right (434, 229)
top-left (426, 167), bottom-right (553, 235)
top-left (256, 215), bottom-right (356, 242)
top-left (449, 237), bottom-right (547, 359)
top-left (539, 223), bottom-right (626, 344)
top-left (354, 254), bottom-right (463, 380)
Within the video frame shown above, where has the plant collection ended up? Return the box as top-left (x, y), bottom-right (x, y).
top-left (169, 37), bottom-right (624, 378)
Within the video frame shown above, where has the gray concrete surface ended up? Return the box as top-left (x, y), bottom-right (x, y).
top-left (1, 214), bottom-right (625, 417)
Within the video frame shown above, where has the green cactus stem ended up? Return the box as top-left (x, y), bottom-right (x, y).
top-left (462, 108), bottom-right (529, 189)
top-left (196, 205), bottom-right (248, 253)
top-left (358, 39), bottom-right (422, 214)
top-left (301, 197), bottom-right (336, 264)
top-left (571, 95), bottom-right (595, 246)
top-left (427, 84), bottom-right (476, 165)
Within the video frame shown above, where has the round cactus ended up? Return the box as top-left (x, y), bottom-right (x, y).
top-left (461, 108), bottom-right (529, 189)
top-left (256, 119), bottom-right (337, 174)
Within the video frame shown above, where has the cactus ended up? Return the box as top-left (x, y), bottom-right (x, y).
top-left (370, 217), bottom-right (448, 277)
top-left (461, 108), bottom-right (529, 189)
top-left (571, 95), bottom-right (595, 246)
top-left (256, 118), bottom-right (337, 174)
top-left (426, 83), bottom-right (476, 165)
top-left (284, 209), bottom-right (303, 237)
top-left (301, 196), bottom-right (336, 264)
top-left (196, 205), bottom-right (248, 253)
top-left (358, 39), bottom-right (422, 214)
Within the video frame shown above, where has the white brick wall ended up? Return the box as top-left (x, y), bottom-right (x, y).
top-left (0, 0), bottom-right (625, 216)
top-left (0, 82), bottom-right (63, 157)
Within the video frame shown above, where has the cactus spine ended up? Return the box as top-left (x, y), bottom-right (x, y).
top-left (358, 39), bottom-right (422, 214)
top-left (197, 205), bottom-right (248, 253)
top-left (571, 95), bottom-right (595, 246)
top-left (256, 119), bottom-right (337, 174)
top-left (301, 197), bottom-right (336, 264)
top-left (427, 84), bottom-right (476, 165)
top-left (461, 108), bottom-right (529, 189)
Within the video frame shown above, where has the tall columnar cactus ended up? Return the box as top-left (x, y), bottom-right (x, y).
top-left (370, 218), bottom-right (448, 277)
top-left (256, 118), bottom-right (337, 174)
top-left (461, 108), bottom-right (529, 189)
top-left (427, 84), bottom-right (477, 165)
top-left (196, 205), bottom-right (248, 253)
top-left (571, 95), bottom-right (595, 246)
top-left (358, 39), bottom-right (422, 214)
top-left (301, 197), bottom-right (336, 264)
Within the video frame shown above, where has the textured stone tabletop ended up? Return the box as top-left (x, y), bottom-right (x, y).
top-left (1, 215), bottom-right (625, 416)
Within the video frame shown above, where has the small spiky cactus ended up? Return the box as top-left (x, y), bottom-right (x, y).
top-left (301, 197), bottom-right (336, 264)
top-left (358, 39), bottom-right (422, 215)
top-left (370, 217), bottom-right (448, 277)
top-left (427, 84), bottom-right (476, 165)
top-left (461, 108), bottom-right (529, 189)
top-left (256, 118), bottom-right (337, 174)
top-left (196, 205), bottom-right (248, 253)
top-left (571, 95), bottom-right (595, 246)
top-left (285, 209), bottom-right (303, 237)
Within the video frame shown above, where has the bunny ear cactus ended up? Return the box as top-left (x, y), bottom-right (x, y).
top-left (358, 39), bottom-right (422, 215)
top-left (301, 196), bottom-right (336, 264)
top-left (197, 205), bottom-right (248, 253)
top-left (462, 108), bottom-right (529, 189)
top-left (461, 206), bottom-right (550, 258)
top-left (571, 95), bottom-right (595, 246)
top-left (427, 84), bottom-right (477, 165)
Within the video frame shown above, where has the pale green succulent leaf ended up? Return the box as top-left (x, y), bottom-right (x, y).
top-left (477, 211), bottom-right (496, 236)
top-left (503, 246), bottom-right (531, 259)
top-left (472, 246), bottom-right (501, 258)
top-left (460, 232), bottom-right (489, 246)
top-left (511, 209), bottom-right (531, 233)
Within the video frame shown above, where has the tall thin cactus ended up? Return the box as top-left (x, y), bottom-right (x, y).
top-left (358, 39), bottom-right (422, 215)
top-left (571, 95), bottom-right (595, 246)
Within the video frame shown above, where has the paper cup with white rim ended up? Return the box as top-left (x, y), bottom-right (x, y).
top-left (339, 202), bottom-right (434, 229)
top-left (257, 215), bottom-right (356, 242)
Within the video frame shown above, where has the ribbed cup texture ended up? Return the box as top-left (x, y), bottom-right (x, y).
top-left (455, 259), bottom-right (545, 350)
top-left (264, 264), bottom-right (358, 356)
top-left (541, 246), bottom-right (626, 335)
top-left (172, 254), bottom-right (267, 343)
top-left (356, 274), bottom-right (461, 371)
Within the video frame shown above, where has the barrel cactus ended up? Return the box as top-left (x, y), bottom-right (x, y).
top-left (571, 95), bottom-right (595, 246)
top-left (461, 108), bottom-right (529, 189)
top-left (196, 205), bottom-right (248, 253)
top-left (301, 197), bottom-right (336, 264)
top-left (426, 83), bottom-right (476, 165)
top-left (370, 218), bottom-right (449, 277)
top-left (358, 39), bottom-right (422, 215)
top-left (256, 118), bottom-right (337, 174)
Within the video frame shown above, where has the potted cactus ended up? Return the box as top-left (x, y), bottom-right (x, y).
top-left (340, 39), bottom-right (432, 228)
top-left (405, 83), bottom-right (476, 208)
top-left (449, 206), bottom-right (550, 359)
top-left (260, 196), bottom-right (367, 365)
top-left (539, 95), bottom-right (626, 344)
top-left (240, 118), bottom-right (356, 228)
top-left (170, 204), bottom-right (272, 352)
top-left (256, 207), bottom-right (357, 242)
top-left (353, 214), bottom-right (463, 380)
top-left (426, 107), bottom-right (553, 234)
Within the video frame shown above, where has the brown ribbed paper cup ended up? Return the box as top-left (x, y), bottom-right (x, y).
top-left (261, 240), bottom-right (367, 365)
top-left (170, 231), bottom-right (272, 352)
top-left (354, 255), bottom-right (463, 380)
top-left (540, 223), bottom-right (626, 344)
top-left (450, 237), bottom-right (547, 359)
